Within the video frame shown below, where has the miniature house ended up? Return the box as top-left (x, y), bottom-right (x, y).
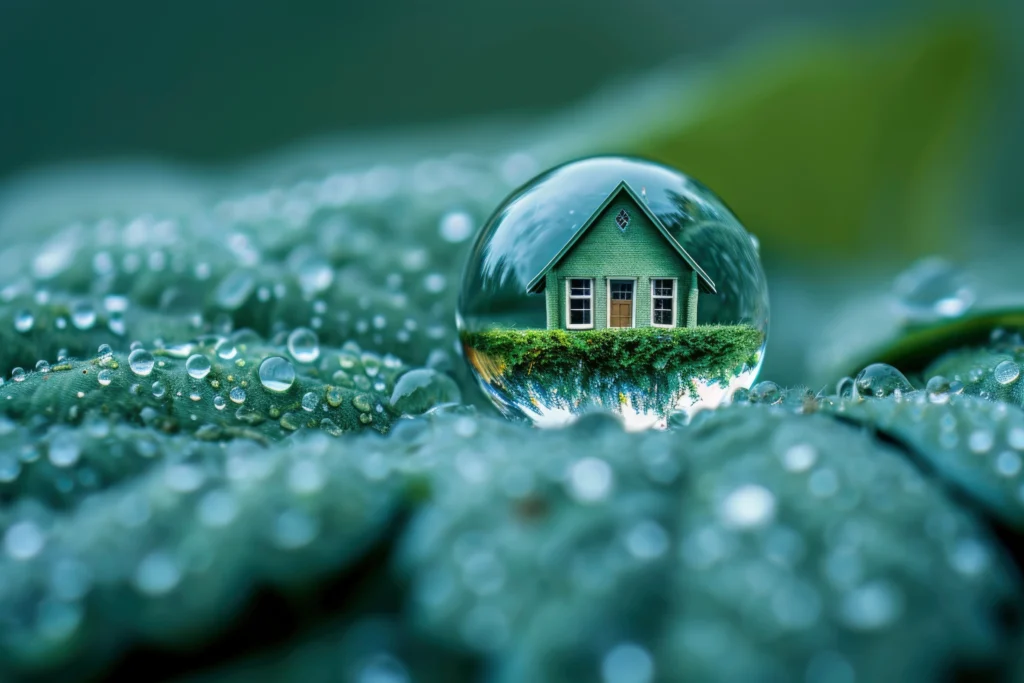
top-left (527, 181), bottom-right (715, 330)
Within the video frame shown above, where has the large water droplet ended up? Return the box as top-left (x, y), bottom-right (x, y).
top-left (457, 156), bottom-right (768, 430)
top-left (287, 328), bottom-right (320, 363)
top-left (97, 369), bottom-right (113, 386)
top-left (892, 257), bottom-right (974, 323)
top-left (259, 356), bottom-right (296, 392)
top-left (301, 391), bottom-right (318, 412)
top-left (389, 368), bottom-right (462, 415)
top-left (128, 349), bottom-right (155, 376)
top-left (994, 360), bottom-right (1020, 385)
top-left (854, 363), bottom-right (913, 399)
top-left (185, 354), bottom-right (212, 379)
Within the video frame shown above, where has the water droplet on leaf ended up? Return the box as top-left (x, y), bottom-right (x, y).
top-left (287, 327), bottom-right (320, 363)
top-left (128, 349), bottom-right (155, 376)
top-left (854, 363), bottom-right (913, 399)
top-left (259, 356), bottom-right (296, 392)
top-left (994, 360), bottom-right (1020, 385)
top-left (185, 354), bottom-right (211, 379)
top-left (456, 156), bottom-right (768, 429)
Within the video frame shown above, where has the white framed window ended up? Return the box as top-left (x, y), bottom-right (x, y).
top-left (651, 278), bottom-right (676, 327)
top-left (566, 278), bottom-right (594, 329)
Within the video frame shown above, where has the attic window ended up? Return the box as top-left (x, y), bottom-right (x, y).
top-left (615, 209), bottom-right (630, 230)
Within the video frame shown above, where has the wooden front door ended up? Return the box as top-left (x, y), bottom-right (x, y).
top-left (609, 280), bottom-right (634, 328)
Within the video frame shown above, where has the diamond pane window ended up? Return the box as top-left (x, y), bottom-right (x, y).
top-left (615, 209), bottom-right (630, 230)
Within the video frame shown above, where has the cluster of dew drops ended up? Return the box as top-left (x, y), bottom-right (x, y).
top-left (3, 322), bottom-right (426, 444)
top-left (1, 149), bottom-right (546, 389)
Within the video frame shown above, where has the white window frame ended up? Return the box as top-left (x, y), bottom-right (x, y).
top-left (565, 277), bottom-right (595, 330)
top-left (650, 277), bottom-right (677, 328)
top-left (605, 277), bottom-right (637, 329)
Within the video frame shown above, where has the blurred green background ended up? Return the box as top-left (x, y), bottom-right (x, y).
top-left (1, 0), bottom-right (1022, 386)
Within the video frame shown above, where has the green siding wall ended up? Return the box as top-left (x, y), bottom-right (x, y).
top-left (545, 271), bottom-right (559, 329)
top-left (546, 194), bottom-right (694, 330)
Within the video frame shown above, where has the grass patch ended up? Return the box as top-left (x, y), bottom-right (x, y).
top-left (462, 325), bottom-right (764, 415)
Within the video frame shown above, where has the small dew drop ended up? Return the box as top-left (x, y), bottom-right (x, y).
top-left (128, 349), bottom-right (155, 376)
top-left (213, 395), bottom-right (226, 410)
top-left (719, 484), bottom-right (776, 529)
top-left (782, 443), bottom-right (817, 472)
top-left (97, 369), bottom-right (113, 386)
top-left (892, 257), bottom-right (974, 322)
top-left (229, 386), bottom-right (246, 404)
top-left (994, 360), bottom-right (1020, 386)
top-left (840, 580), bottom-right (903, 631)
top-left (133, 551), bottom-right (182, 596)
top-left (48, 430), bottom-right (81, 467)
top-left (151, 381), bottom-right (166, 398)
top-left (11, 367), bottom-right (25, 382)
top-left (70, 301), bottom-right (96, 330)
top-left (197, 490), bottom-right (238, 527)
top-left (601, 643), bottom-right (654, 683)
top-left (625, 520), bottom-right (669, 560)
top-left (215, 340), bottom-right (238, 360)
top-left (272, 509), bottom-right (319, 549)
top-left (854, 363), bottom-right (913, 399)
top-left (259, 356), bottom-right (296, 392)
top-left (567, 457), bottom-right (614, 503)
top-left (424, 273), bottom-right (447, 294)
top-left (357, 654), bottom-right (410, 683)
top-left (301, 391), bottom-right (318, 412)
top-left (185, 354), bottom-right (211, 379)
top-left (996, 450), bottom-right (1022, 477)
top-left (4, 521), bottom-right (45, 560)
top-left (287, 328), bottom-right (320, 363)
top-left (439, 210), bottom-right (474, 243)
top-left (13, 309), bottom-right (34, 333)
top-left (926, 375), bottom-right (952, 404)
top-left (968, 430), bottom-right (994, 454)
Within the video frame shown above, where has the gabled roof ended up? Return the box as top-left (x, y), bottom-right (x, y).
top-left (526, 181), bottom-right (717, 295)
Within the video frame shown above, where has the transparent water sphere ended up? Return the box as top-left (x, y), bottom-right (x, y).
top-left (457, 156), bottom-right (769, 429)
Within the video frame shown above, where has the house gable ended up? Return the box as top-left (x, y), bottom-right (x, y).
top-left (553, 195), bottom-right (689, 282)
top-left (526, 182), bottom-right (715, 295)
top-left (547, 193), bottom-right (696, 329)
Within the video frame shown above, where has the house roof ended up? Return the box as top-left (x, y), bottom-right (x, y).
top-left (526, 181), bottom-right (717, 295)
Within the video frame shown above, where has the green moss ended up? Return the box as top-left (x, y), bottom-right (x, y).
top-left (461, 325), bottom-right (763, 415)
